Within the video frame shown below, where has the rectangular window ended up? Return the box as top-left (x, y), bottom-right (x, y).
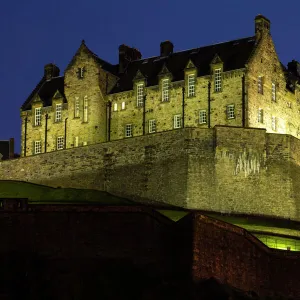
top-left (35, 108), bottom-right (41, 126)
top-left (113, 103), bottom-right (118, 111)
top-left (199, 110), bottom-right (207, 124)
top-left (258, 76), bottom-right (263, 94)
top-left (271, 116), bottom-right (276, 131)
top-left (125, 124), bottom-right (132, 137)
top-left (55, 104), bottom-right (62, 122)
top-left (272, 83), bottom-right (276, 101)
top-left (188, 74), bottom-right (195, 97)
top-left (162, 79), bottom-right (169, 102)
top-left (137, 84), bottom-right (144, 107)
top-left (34, 141), bottom-right (41, 154)
top-left (121, 102), bottom-right (126, 110)
top-left (57, 136), bottom-right (64, 150)
top-left (257, 108), bottom-right (264, 123)
top-left (149, 119), bottom-right (156, 133)
top-left (174, 115), bottom-right (182, 129)
top-left (227, 105), bottom-right (235, 119)
top-left (83, 96), bottom-right (88, 122)
top-left (74, 136), bottom-right (79, 147)
top-left (214, 69), bottom-right (222, 92)
top-left (75, 98), bottom-right (80, 118)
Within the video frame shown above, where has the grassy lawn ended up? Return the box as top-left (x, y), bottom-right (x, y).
top-left (0, 180), bottom-right (134, 205)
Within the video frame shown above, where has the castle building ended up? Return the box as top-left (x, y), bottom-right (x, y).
top-left (20, 15), bottom-right (300, 156)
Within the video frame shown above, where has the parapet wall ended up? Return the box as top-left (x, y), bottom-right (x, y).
top-left (1, 126), bottom-right (300, 220)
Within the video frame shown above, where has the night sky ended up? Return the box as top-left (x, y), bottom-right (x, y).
top-left (1, 0), bottom-right (300, 153)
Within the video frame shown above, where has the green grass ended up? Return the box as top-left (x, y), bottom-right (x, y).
top-left (0, 180), bottom-right (134, 205)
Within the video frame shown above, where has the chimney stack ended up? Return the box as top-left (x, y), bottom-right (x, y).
top-left (44, 63), bottom-right (60, 80)
top-left (160, 41), bottom-right (174, 57)
top-left (119, 45), bottom-right (142, 73)
top-left (255, 15), bottom-right (271, 41)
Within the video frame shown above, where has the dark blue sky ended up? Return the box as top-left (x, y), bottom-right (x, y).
top-left (1, 0), bottom-right (300, 153)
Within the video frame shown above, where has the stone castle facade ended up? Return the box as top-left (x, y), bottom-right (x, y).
top-left (20, 15), bottom-right (300, 156)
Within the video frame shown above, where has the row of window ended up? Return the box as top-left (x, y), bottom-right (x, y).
top-left (34, 136), bottom-right (64, 154)
top-left (135, 69), bottom-right (222, 108)
top-left (258, 77), bottom-right (277, 102)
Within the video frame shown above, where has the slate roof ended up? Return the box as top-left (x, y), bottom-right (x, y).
top-left (110, 36), bottom-right (257, 93)
top-left (22, 76), bottom-right (65, 111)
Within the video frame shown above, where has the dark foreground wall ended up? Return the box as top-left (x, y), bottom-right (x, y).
top-left (0, 202), bottom-right (299, 299)
top-left (191, 214), bottom-right (300, 299)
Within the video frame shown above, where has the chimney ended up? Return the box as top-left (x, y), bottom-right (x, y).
top-left (9, 138), bottom-right (14, 159)
top-left (44, 63), bottom-right (60, 80)
top-left (119, 45), bottom-right (142, 73)
top-left (160, 41), bottom-right (174, 57)
top-left (255, 15), bottom-right (271, 41)
top-left (288, 60), bottom-right (300, 77)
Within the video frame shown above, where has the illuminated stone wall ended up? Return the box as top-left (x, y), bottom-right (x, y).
top-left (2, 127), bottom-right (300, 220)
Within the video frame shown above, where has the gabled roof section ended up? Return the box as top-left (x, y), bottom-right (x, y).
top-left (210, 53), bottom-right (223, 65)
top-left (21, 76), bottom-right (66, 111)
top-left (65, 40), bottom-right (119, 76)
top-left (110, 36), bottom-right (257, 94)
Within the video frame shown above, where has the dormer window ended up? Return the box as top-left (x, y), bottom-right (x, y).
top-left (188, 74), bottom-right (195, 97)
top-left (35, 108), bottom-right (41, 126)
top-left (137, 84), bottom-right (144, 107)
top-left (55, 104), bottom-right (62, 122)
top-left (162, 79), bottom-right (169, 102)
top-left (214, 69), bottom-right (222, 92)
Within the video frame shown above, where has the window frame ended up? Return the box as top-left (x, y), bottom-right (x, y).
top-left (57, 136), bottom-right (64, 150)
top-left (227, 104), bottom-right (235, 120)
top-left (173, 114), bottom-right (182, 129)
top-left (75, 97), bottom-right (80, 118)
top-left (55, 103), bottom-right (62, 122)
top-left (272, 82), bottom-right (276, 101)
top-left (125, 124), bottom-right (133, 138)
top-left (188, 74), bottom-right (195, 97)
top-left (199, 110), bottom-right (207, 124)
top-left (257, 108), bottom-right (264, 123)
top-left (34, 140), bottom-right (41, 154)
top-left (271, 116), bottom-right (276, 131)
top-left (149, 119), bottom-right (156, 133)
top-left (214, 68), bottom-right (222, 92)
top-left (83, 96), bottom-right (88, 122)
top-left (35, 107), bottom-right (42, 126)
top-left (162, 79), bottom-right (169, 102)
top-left (258, 76), bottom-right (263, 94)
top-left (136, 84), bottom-right (144, 107)
top-left (113, 103), bottom-right (118, 112)
top-left (121, 102), bottom-right (126, 110)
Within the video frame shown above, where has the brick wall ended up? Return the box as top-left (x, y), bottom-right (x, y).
top-left (191, 213), bottom-right (300, 299)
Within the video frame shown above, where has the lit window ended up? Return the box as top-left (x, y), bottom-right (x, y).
top-left (258, 76), bottom-right (263, 94)
top-left (113, 103), bottom-right (118, 111)
top-left (35, 108), bottom-right (41, 126)
top-left (214, 69), bottom-right (222, 92)
top-left (149, 119), bottom-right (156, 133)
top-left (75, 97), bottom-right (80, 118)
top-left (121, 102), bottom-right (126, 110)
top-left (257, 108), bottom-right (264, 123)
top-left (227, 105), bottom-right (235, 119)
top-left (83, 96), bottom-right (88, 122)
top-left (57, 136), bottom-right (64, 150)
top-left (271, 116), bottom-right (276, 131)
top-left (174, 115), bottom-right (182, 129)
top-left (125, 124), bottom-right (132, 137)
top-left (162, 79), bottom-right (169, 102)
top-left (199, 110), bottom-right (207, 124)
top-left (272, 83), bottom-right (276, 101)
top-left (188, 74), bottom-right (195, 97)
top-left (74, 136), bottom-right (79, 147)
top-left (137, 84), bottom-right (144, 107)
top-left (34, 141), bottom-right (41, 154)
top-left (55, 104), bottom-right (62, 122)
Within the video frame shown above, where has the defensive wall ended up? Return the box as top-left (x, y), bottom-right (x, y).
top-left (1, 126), bottom-right (300, 221)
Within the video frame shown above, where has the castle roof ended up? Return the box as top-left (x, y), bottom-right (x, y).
top-left (110, 36), bottom-right (257, 93)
